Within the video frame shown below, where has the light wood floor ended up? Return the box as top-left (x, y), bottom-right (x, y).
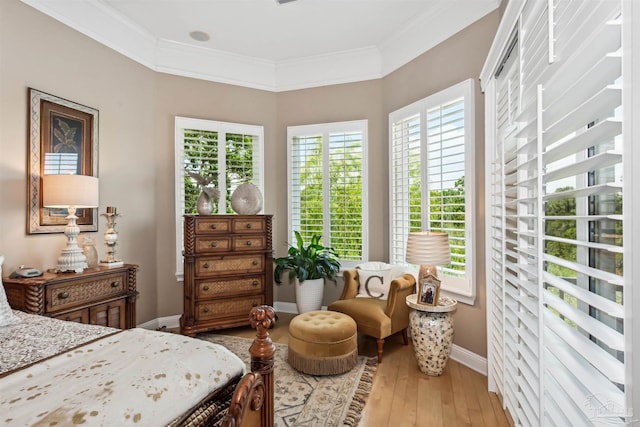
top-left (215, 312), bottom-right (512, 427)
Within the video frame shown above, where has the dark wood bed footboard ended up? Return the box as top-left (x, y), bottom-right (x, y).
top-left (222, 305), bottom-right (276, 427)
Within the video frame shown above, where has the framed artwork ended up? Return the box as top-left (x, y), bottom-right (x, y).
top-left (417, 273), bottom-right (441, 306)
top-left (27, 88), bottom-right (99, 234)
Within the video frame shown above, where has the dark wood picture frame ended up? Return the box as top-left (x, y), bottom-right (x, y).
top-left (417, 273), bottom-right (441, 306)
top-left (27, 88), bottom-right (99, 234)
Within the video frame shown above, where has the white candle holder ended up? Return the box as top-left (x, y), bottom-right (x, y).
top-left (99, 207), bottom-right (124, 267)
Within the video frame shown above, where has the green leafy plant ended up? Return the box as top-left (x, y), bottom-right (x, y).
top-left (274, 231), bottom-right (341, 284)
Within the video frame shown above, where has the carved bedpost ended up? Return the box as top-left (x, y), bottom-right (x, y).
top-left (249, 305), bottom-right (276, 427)
top-left (222, 305), bottom-right (276, 427)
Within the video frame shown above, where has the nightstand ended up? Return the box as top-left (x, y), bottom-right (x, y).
top-left (406, 293), bottom-right (457, 376)
top-left (3, 264), bottom-right (138, 329)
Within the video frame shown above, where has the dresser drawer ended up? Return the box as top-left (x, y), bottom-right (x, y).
top-left (195, 236), bottom-right (232, 253)
top-left (195, 217), bottom-right (232, 234)
top-left (196, 255), bottom-right (265, 277)
top-left (46, 272), bottom-right (126, 313)
top-left (196, 276), bottom-right (264, 298)
top-left (232, 235), bottom-right (266, 251)
top-left (233, 218), bottom-right (265, 234)
top-left (195, 296), bottom-right (264, 321)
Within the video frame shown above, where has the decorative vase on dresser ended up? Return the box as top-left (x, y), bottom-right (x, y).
top-left (180, 214), bottom-right (273, 336)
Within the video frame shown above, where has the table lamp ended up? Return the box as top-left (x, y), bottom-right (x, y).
top-left (405, 231), bottom-right (451, 281)
top-left (43, 174), bottom-right (99, 273)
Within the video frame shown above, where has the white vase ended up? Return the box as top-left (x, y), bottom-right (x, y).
top-left (196, 191), bottom-right (213, 215)
top-left (295, 278), bottom-right (324, 314)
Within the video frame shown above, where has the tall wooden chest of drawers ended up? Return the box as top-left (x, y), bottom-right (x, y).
top-left (180, 214), bottom-right (273, 336)
top-left (4, 264), bottom-right (138, 329)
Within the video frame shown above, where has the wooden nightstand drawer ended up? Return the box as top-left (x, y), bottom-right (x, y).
top-left (195, 296), bottom-right (264, 321)
top-left (46, 272), bottom-right (126, 313)
top-left (232, 235), bottom-right (266, 251)
top-left (195, 218), bottom-right (232, 234)
top-left (195, 255), bottom-right (264, 277)
top-left (195, 236), bottom-right (232, 253)
top-left (196, 276), bottom-right (264, 298)
top-left (233, 218), bottom-right (265, 233)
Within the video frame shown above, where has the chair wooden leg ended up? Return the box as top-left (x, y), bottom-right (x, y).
top-left (376, 338), bottom-right (384, 363)
top-left (401, 328), bottom-right (409, 345)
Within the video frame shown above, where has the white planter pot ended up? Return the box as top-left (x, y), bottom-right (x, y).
top-left (295, 278), bottom-right (324, 314)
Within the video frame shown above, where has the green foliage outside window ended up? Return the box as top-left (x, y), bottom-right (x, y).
top-left (183, 130), bottom-right (254, 214)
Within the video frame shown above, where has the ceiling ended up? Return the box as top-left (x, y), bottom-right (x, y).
top-left (22, 0), bottom-right (500, 91)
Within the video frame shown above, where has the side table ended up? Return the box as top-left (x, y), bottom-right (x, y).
top-left (406, 293), bottom-right (457, 376)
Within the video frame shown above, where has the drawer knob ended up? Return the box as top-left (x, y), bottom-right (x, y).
top-left (58, 291), bottom-right (69, 299)
top-left (210, 224), bottom-right (217, 230)
top-left (203, 263), bottom-right (210, 269)
top-left (111, 281), bottom-right (120, 288)
top-left (211, 242), bottom-right (218, 248)
top-left (252, 302), bottom-right (258, 307)
top-left (203, 285), bottom-right (210, 291)
top-left (246, 240), bottom-right (252, 246)
top-left (203, 307), bottom-right (209, 313)
top-left (252, 281), bottom-right (258, 286)
top-left (252, 260), bottom-right (258, 266)
top-left (246, 223), bottom-right (252, 229)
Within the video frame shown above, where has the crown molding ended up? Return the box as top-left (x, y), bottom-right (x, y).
top-left (22, 0), bottom-right (499, 92)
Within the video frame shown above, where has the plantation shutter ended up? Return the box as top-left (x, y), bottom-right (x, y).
top-left (483, 0), bottom-right (627, 425)
top-left (288, 121), bottom-right (367, 263)
top-left (426, 98), bottom-right (467, 278)
top-left (390, 112), bottom-right (422, 264)
top-left (389, 80), bottom-right (474, 302)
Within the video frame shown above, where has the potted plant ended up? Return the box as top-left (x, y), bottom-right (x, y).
top-left (274, 231), bottom-right (341, 313)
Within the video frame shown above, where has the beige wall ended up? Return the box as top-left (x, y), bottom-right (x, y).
top-left (0, 0), bottom-right (498, 357)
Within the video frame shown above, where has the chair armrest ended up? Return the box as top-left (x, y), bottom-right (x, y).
top-left (339, 270), bottom-right (360, 300)
top-left (385, 273), bottom-right (416, 319)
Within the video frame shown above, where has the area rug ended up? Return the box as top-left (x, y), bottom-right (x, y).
top-left (197, 333), bottom-right (376, 427)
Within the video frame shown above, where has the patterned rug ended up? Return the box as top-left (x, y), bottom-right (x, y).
top-left (197, 333), bottom-right (377, 427)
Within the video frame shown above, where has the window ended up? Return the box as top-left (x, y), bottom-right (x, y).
top-left (389, 79), bottom-right (475, 304)
top-left (174, 117), bottom-right (264, 279)
top-left (286, 120), bottom-right (367, 265)
top-left (481, 0), bottom-right (633, 425)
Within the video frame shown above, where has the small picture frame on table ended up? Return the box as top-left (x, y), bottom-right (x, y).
top-left (417, 273), bottom-right (441, 306)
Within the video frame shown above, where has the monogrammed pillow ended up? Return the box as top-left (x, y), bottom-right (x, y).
top-left (356, 268), bottom-right (392, 300)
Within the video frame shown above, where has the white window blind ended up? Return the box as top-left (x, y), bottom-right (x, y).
top-left (483, 0), bottom-right (630, 425)
top-left (287, 120), bottom-right (367, 265)
top-left (174, 117), bottom-right (264, 280)
top-left (389, 79), bottom-right (475, 304)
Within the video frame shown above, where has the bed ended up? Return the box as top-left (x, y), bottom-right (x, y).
top-left (0, 299), bottom-right (276, 427)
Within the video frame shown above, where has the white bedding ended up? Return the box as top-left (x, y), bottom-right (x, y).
top-left (1, 325), bottom-right (245, 426)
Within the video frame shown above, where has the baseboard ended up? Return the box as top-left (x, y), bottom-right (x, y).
top-left (449, 344), bottom-right (488, 376)
top-left (137, 314), bottom-right (181, 330)
top-left (138, 303), bottom-right (488, 376)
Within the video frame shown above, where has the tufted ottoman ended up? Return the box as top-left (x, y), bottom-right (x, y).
top-left (288, 310), bottom-right (358, 375)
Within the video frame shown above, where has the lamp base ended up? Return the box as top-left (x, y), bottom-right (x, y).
top-left (56, 248), bottom-right (88, 273)
top-left (418, 265), bottom-right (439, 280)
top-left (55, 207), bottom-right (87, 273)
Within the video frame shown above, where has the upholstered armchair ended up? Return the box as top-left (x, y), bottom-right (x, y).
top-left (327, 265), bottom-right (416, 362)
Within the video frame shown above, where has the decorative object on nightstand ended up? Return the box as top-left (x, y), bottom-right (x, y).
top-left (81, 235), bottom-right (99, 268)
top-left (42, 174), bottom-right (99, 273)
top-left (100, 207), bottom-right (124, 267)
top-left (231, 183), bottom-right (263, 215)
top-left (405, 231), bottom-right (451, 305)
top-left (406, 293), bottom-right (457, 376)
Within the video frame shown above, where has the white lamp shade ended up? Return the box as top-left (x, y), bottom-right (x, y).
top-left (405, 231), bottom-right (451, 266)
top-left (43, 174), bottom-right (99, 208)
